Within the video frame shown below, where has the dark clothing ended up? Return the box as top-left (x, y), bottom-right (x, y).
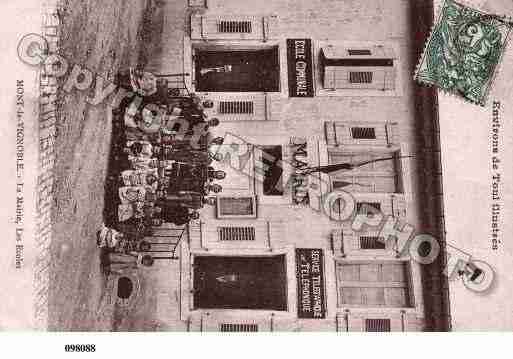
top-left (170, 213), bottom-right (191, 226)
top-left (179, 100), bottom-right (207, 122)
top-left (170, 135), bottom-right (209, 151)
top-left (158, 200), bottom-right (194, 225)
top-left (163, 148), bottom-right (212, 165)
top-left (164, 162), bottom-right (209, 182)
top-left (117, 218), bottom-right (140, 240)
top-left (165, 192), bottom-right (204, 210)
top-left (164, 162), bottom-right (210, 194)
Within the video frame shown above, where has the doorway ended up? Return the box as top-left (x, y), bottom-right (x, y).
top-left (193, 255), bottom-right (287, 310)
top-left (195, 47), bottom-right (280, 92)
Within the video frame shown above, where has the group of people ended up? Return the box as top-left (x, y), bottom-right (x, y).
top-left (98, 69), bottom-right (227, 273)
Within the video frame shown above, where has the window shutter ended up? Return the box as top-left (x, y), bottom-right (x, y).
top-left (327, 152), bottom-right (399, 194)
top-left (218, 227), bottom-right (256, 241)
top-left (325, 122), bottom-right (397, 147)
top-left (325, 121), bottom-right (340, 146)
top-left (217, 20), bottom-right (252, 34)
top-left (349, 71), bottom-right (373, 84)
top-left (219, 101), bottom-right (254, 115)
top-left (332, 175), bottom-right (397, 194)
top-left (359, 236), bottom-right (386, 250)
top-left (348, 49), bottom-right (372, 56)
top-left (365, 319), bottom-right (391, 332)
top-left (321, 45), bottom-right (396, 90)
top-left (324, 67), bottom-right (391, 90)
top-left (217, 99), bottom-right (256, 118)
top-left (191, 15), bottom-right (277, 41)
top-left (337, 262), bottom-right (411, 308)
top-left (345, 314), bottom-right (404, 332)
top-left (206, 93), bottom-right (270, 121)
top-left (351, 127), bottom-right (376, 139)
top-left (385, 123), bottom-right (399, 147)
top-left (391, 195), bottom-right (407, 218)
top-left (203, 221), bottom-right (281, 250)
top-left (331, 229), bottom-right (345, 254)
top-left (220, 323), bottom-right (259, 332)
top-left (338, 227), bottom-right (397, 256)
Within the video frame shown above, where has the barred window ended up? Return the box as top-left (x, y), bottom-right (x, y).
top-left (219, 101), bottom-right (254, 114)
top-left (217, 20), bottom-right (252, 33)
top-left (359, 236), bottom-right (386, 250)
top-left (365, 319), bottom-right (391, 332)
top-left (348, 49), bottom-right (372, 56)
top-left (218, 227), bottom-right (256, 241)
top-left (220, 323), bottom-right (259, 332)
top-left (349, 71), bottom-right (373, 84)
top-left (351, 127), bottom-right (376, 139)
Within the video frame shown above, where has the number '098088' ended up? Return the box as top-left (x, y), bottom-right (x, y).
top-left (64, 344), bottom-right (96, 352)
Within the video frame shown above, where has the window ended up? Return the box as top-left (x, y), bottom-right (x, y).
top-left (195, 48), bottom-right (280, 92)
top-left (365, 319), bottom-right (391, 332)
top-left (211, 94), bottom-right (269, 121)
top-left (321, 45), bottom-right (396, 90)
top-left (349, 71), bottom-right (373, 84)
top-left (217, 197), bottom-right (257, 218)
top-left (220, 323), bottom-right (258, 332)
top-left (219, 101), bottom-right (254, 114)
top-left (191, 15), bottom-right (275, 41)
top-left (217, 20), bottom-right (252, 33)
top-left (324, 121), bottom-right (399, 147)
top-left (218, 227), bottom-right (256, 241)
top-left (348, 49), bottom-right (372, 56)
top-left (328, 153), bottom-right (396, 172)
top-left (261, 146), bottom-right (284, 196)
top-left (351, 127), bottom-right (376, 139)
top-left (193, 256), bottom-right (287, 310)
top-left (336, 262), bottom-right (412, 307)
top-left (328, 153), bottom-right (398, 193)
top-left (332, 177), bottom-right (397, 193)
top-left (359, 236), bottom-right (386, 250)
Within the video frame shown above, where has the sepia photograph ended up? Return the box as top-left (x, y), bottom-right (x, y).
top-left (2, 0), bottom-right (513, 343)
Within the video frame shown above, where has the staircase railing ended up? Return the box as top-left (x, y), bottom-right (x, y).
top-left (140, 224), bottom-right (187, 261)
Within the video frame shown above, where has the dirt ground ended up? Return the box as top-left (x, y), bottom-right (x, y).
top-left (48, 0), bottom-right (165, 331)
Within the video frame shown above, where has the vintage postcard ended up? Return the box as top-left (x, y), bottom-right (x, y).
top-left (1, 0), bottom-right (512, 339)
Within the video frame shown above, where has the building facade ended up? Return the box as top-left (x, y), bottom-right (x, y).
top-left (150, 0), bottom-right (449, 332)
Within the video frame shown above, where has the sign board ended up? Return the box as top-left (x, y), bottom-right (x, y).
top-left (287, 39), bottom-right (314, 97)
top-left (296, 248), bottom-right (326, 319)
top-left (290, 137), bottom-right (310, 205)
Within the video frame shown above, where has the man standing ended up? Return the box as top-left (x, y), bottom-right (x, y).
top-left (158, 200), bottom-right (200, 226)
top-left (164, 193), bottom-right (217, 210)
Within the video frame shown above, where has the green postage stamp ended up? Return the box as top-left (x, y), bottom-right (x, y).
top-left (415, 0), bottom-right (512, 105)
